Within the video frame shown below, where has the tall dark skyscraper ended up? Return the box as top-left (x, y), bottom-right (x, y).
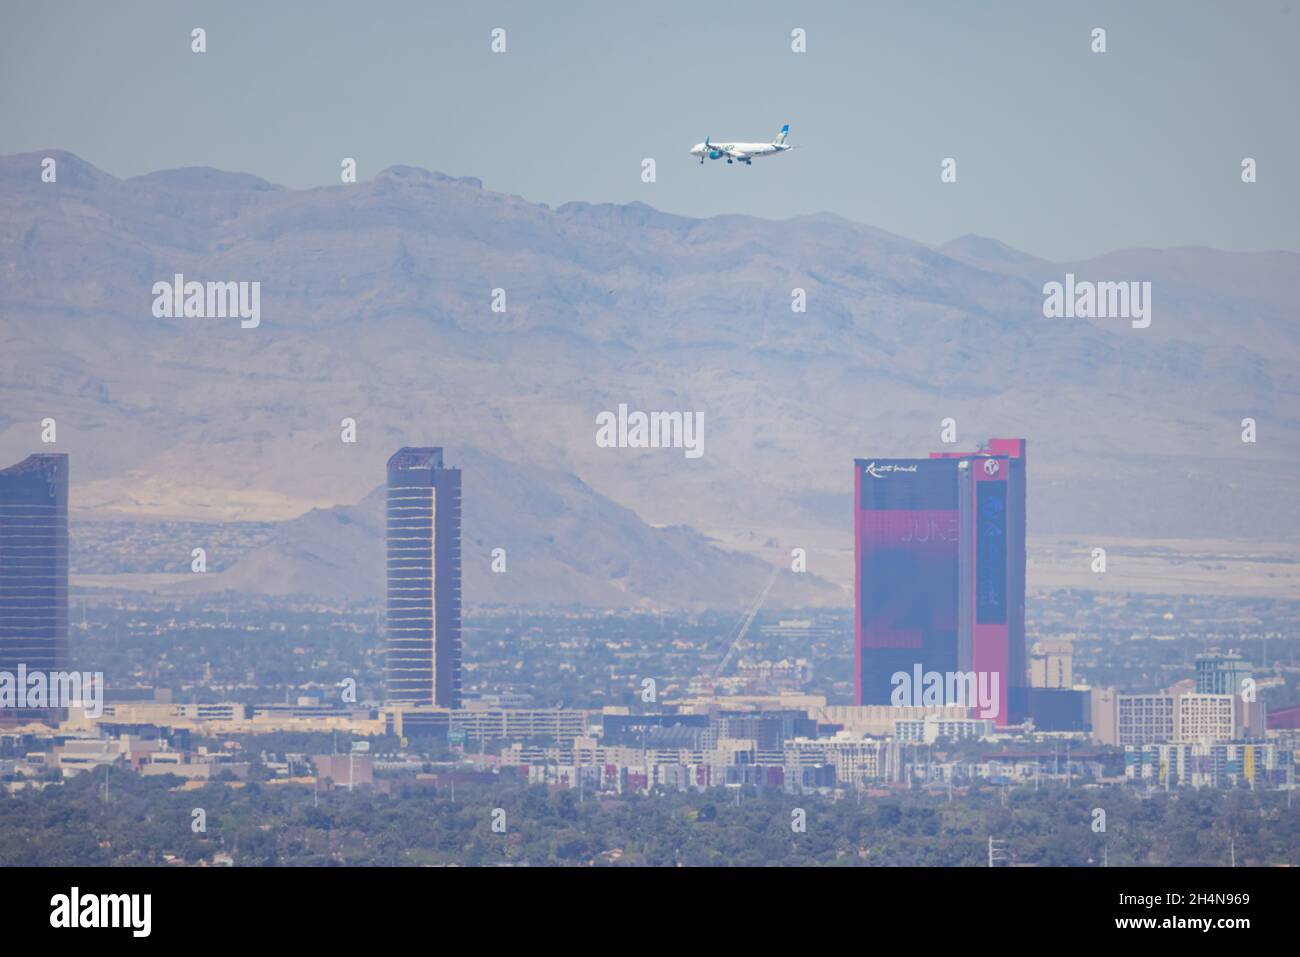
top-left (0, 453), bottom-right (69, 723)
top-left (854, 439), bottom-right (1027, 725)
top-left (385, 447), bottom-right (462, 708)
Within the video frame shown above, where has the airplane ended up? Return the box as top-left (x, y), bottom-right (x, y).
top-left (690, 125), bottom-right (793, 165)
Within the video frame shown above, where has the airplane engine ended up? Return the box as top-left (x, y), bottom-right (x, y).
top-left (708, 150), bottom-right (723, 160)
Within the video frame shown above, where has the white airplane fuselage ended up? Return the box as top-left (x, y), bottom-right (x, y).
top-left (690, 126), bottom-right (792, 165)
top-left (690, 141), bottom-right (791, 164)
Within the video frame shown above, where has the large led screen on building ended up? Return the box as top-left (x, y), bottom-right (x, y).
top-left (976, 480), bottom-right (1007, 624)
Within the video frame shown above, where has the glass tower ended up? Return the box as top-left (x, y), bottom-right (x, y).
top-left (0, 453), bottom-right (69, 723)
top-left (385, 447), bottom-right (462, 708)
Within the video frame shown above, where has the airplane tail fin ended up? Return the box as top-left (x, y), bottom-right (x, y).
top-left (774, 124), bottom-right (790, 145)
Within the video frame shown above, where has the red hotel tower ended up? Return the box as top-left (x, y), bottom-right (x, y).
top-left (854, 438), bottom-right (1026, 725)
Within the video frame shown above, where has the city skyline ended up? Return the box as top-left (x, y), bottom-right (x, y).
top-left (1, 0), bottom-right (1296, 902)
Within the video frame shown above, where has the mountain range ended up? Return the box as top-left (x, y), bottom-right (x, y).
top-left (1, 150), bottom-right (1296, 608)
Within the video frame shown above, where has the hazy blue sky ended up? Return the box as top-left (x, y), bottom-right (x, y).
top-left (2, 0), bottom-right (1296, 260)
